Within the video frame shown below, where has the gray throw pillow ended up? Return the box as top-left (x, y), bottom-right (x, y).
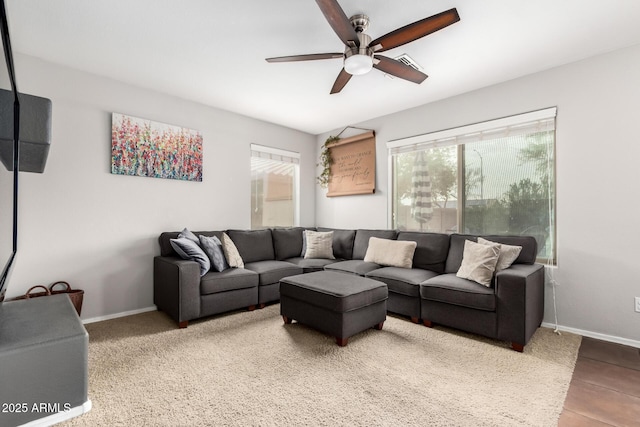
top-left (178, 227), bottom-right (199, 243)
top-left (199, 235), bottom-right (230, 272)
top-left (170, 237), bottom-right (210, 276)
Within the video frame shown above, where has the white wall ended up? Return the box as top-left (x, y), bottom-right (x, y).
top-left (6, 54), bottom-right (316, 320)
top-left (316, 44), bottom-right (640, 345)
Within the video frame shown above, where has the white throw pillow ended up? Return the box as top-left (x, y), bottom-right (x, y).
top-left (456, 240), bottom-right (501, 287)
top-left (364, 237), bottom-right (417, 269)
top-left (304, 230), bottom-right (335, 259)
top-left (221, 232), bottom-right (244, 268)
top-left (477, 237), bottom-right (522, 271)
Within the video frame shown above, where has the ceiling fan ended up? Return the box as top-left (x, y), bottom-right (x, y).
top-left (266, 0), bottom-right (460, 94)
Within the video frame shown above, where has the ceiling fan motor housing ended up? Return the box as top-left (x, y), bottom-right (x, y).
top-left (344, 32), bottom-right (373, 75)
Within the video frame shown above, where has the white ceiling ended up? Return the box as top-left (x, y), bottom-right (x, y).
top-left (6, 1), bottom-right (640, 135)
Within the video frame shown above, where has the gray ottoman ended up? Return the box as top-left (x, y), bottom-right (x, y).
top-left (0, 295), bottom-right (89, 426)
top-left (279, 271), bottom-right (388, 346)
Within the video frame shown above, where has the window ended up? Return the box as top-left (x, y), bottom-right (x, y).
top-left (250, 144), bottom-right (299, 229)
top-left (388, 108), bottom-right (556, 262)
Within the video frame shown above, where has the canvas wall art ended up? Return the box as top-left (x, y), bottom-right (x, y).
top-left (111, 113), bottom-right (203, 181)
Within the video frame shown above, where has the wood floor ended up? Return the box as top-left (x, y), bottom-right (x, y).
top-left (558, 337), bottom-right (640, 426)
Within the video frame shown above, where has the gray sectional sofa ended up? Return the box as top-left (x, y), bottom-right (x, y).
top-left (154, 227), bottom-right (544, 351)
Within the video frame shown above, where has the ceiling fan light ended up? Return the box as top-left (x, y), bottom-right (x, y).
top-left (344, 54), bottom-right (373, 75)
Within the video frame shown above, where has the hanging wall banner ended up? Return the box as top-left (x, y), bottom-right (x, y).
top-left (327, 131), bottom-right (376, 197)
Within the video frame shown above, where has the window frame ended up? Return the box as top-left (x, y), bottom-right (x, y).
top-left (250, 144), bottom-right (300, 229)
top-left (386, 108), bottom-right (557, 264)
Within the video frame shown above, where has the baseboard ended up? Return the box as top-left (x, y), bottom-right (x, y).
top-left (82, 306), bottom-right (157, 324)
top-left (542, 322), bottom-right (640, 349)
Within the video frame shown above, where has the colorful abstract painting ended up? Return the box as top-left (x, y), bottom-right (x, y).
top-left (111, 113), bottom-right (203, 181)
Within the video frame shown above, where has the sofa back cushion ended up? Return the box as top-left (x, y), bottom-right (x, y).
top-left (396, 231), bottom-right (450, 273)
top-left (227, 229), bottom-right (275, 263)
top-left (445, 234), bottom-right (538, 273)
top-left (352, 229), bottom-right (397, 260)
top-left (317, 228), bottom-right (356, 260)
top-left (158, 231), bottom-right (222, 257)
top-left (272, 227), bottom-right (310, 260)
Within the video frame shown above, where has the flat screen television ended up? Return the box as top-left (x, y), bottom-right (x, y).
top-left (0, 0), bottom-right (19, 302)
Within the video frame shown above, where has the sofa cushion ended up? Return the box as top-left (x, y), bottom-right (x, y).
top-left (304, 230), bottom-right (335, 259)
top-left (272, 227), bottom-right (308, 260)
top-left (420, 273), bottom-right (496, 311)
top-left (280, 271), bottom-right (388, 313)
top-left (244, 260), bottom-right (303, 286)
top-left (352, 229), bottom-right (397, 260)
top-left (284, 257), bottom-right (340, 273)
top-left (200, 268), bottom-right (258, 295)
top-left (324, 260), bottom-right (381, 276)
top-left (456, 240), bottom-right (501, 287)
top-left (366, 267), bottom-right (439, 297)
top-left (170, 238), bottom-right (210, 276)
top-left (396, 231), bottom-right (450, 273)
top-left (364, 237), bottom-right (416, 268)
top-left (227, 229), bottom-right (275, 263)
top-left (317, 227), bottom-right (356, 260)
top-left (477, 237), bottom-right (522, 271)
top-left (445, 234), bottom-right (538, 273)
top-left (199, 235), bottom-right (229, 272)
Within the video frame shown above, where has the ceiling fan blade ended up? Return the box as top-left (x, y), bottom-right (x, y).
top-left (330, 68), bottom-right (352, 94)
top-left (369, 8), bottom-right (460, 52)
top-left (315, 0), bottom-right (360, 47)
top-left (373, 55), bottom-right (428, 84)
top-left (266, 53), bottom-right (343, 63)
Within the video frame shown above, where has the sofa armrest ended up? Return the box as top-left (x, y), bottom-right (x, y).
top-left (495, 263), bottom-right (545, 346)
top-left (153, 256), bottom-right (201, 326)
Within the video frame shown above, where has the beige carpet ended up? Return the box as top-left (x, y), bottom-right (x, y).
top-left (63, 305), bottom-right (581, 427)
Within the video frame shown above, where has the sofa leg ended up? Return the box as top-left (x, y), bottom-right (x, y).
top-left (247, 305), bottom-right (256, 311)
top-left (178, 321), bottom-right (188, 329)
top-left (423, 320), bottom-right (433, 328)
top-left (258, 303), bottom-right (266, 309)
top-left (410, 316), bottom-right (419, 324)
top-left (282, 315), bottom-right (292, 324)
top-left (373, 321), bottom-right (384, 330)
top-left (336, 337), bottom-right (348, 347)
top-left (511, 342), bottom-right (524, 352)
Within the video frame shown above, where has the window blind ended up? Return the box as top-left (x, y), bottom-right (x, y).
top-left (250, 144), bottom-right (299, 229)
top-left (250, 144), bottom-right (299, 176)
top-left (250, 144), bottom-right (300, 164)
top-left (387, 107), bottom-right (557, 155)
